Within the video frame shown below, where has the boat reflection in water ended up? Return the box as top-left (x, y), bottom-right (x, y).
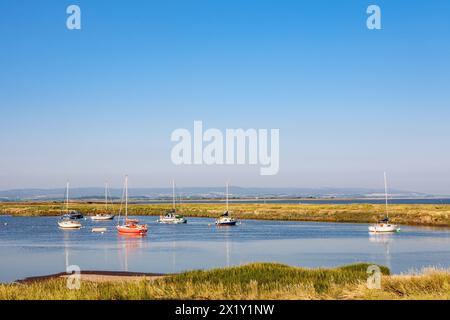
top-left (62, 231), bottom-right (81, 286)
top-left (369, 233), bottom-right (396, 271)
top-left (63, 232), bottom-right (71, 272)
top-left (216, 225), bottom-right (232, 267)
top-left (118, 234), bottom-right (146, 272)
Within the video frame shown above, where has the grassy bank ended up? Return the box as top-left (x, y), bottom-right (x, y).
top-left (1, 202), bottom-right (450, 226)
top-left (1, 263), bottom-right (449, 300)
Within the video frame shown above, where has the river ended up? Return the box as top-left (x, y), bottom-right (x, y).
top-left (1, 216), bottom-right (450, 282)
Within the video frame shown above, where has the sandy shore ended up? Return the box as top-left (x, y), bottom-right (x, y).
top-left (17, 271), bottom-right (167, 284)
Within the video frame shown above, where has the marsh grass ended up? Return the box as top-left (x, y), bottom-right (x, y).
top-left (2, 263), bottom-right (450, 300)
top-left (1, 202), bottom-right (450, 227)
top-left (0, 263), bottom-right (403, 300)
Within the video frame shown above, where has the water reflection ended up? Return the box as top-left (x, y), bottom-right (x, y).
top-left (63, 231), bottom-right (70, 271)
top-left (216, 226), bottom-right (232, 267)
top-left (118, 234), bottom-right (146, 272)
top-left (172, 240), bottom-right (176, 273)
top-left (368, 233), bottom-right (396, 270)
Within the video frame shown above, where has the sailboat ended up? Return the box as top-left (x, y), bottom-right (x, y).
top-left (91, 182), bottom-right (115, 221)
top-left (368, 172), bottom-right (400, 233)
top-left (58, 182), bottom-right (82, 229)
top-left (215, 182), bottom-right (237, 226)
top-left (158, 180), bottom-right (187, 224)
top-left (116, 176), bottom-right (148, 235)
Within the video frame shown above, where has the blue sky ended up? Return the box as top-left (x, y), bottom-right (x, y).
top-left (0, 0), bottom-right (449, 193)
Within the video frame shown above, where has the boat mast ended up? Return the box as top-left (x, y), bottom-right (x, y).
top-left (172, 179), bottom-right (175, 210)
top-left (105, 182), bottom-right (108, 211)
top-left (226, 182), bottom-right (229, 212)
top-left (66, 181), bottom-right (69, 214)
top-left (125, 175), bottom-right (128, 221)
top-left (384, 172), bottom-right (389, 218)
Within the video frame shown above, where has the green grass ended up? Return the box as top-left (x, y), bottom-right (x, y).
top-left (1, 202), bottom-right (450, 226)
top-left (2, 263), bottom-right (450, 300)
top-left (163, 262), bottom-right (390, 296)
top-left (0, 263), bottom-right (387, 300)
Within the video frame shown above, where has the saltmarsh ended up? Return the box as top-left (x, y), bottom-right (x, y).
top-left (1, 263), bottom-right (450, 300)
top-left (1, 202), bottom-right (450, 227)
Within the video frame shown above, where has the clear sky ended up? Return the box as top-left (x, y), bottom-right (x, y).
top-left (0, 0), bottom-right (449, 193)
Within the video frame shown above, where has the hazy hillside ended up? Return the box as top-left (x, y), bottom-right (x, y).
top-left (0, 186), bottom-right (432, 202)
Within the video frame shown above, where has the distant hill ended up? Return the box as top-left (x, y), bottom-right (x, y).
top-left (0, 186), bottom-right (433, 202)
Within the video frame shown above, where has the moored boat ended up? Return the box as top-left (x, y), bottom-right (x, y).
top-left (116, 176), bottom-right (148, 235)
top-left (91, 182), bottom-right (115, 221)
top-left (117, 221), bottom-right (148, 235)
top-left (66, 211), bottom-right (83, 219)
top-left (58, 219), bottom-right (82, 229)
top-left (91, 214), bottom-right (115, 221)
top-left (158, 210), bottom-right (187, 224)
top-left (58, 182), bottom-right (82, 229)
top-left (369, 173), bottom-right (400, 233)
top-left (368, 217), bottom-right (400, 233)
top-left (158, 180), bottom-right (187, 224)
top-left (215, 182), bottom-right (237, 226)
top-left (215, 211), bottom-right (237, 226)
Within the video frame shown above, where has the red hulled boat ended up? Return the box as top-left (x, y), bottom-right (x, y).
top-left (117, 220), bottom-right (148, 235)
top-left (117, 176), bottom-right (148, 236)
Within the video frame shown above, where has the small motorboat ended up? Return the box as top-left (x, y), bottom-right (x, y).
top-left (91, 214), bottom-right (115, 221)
top-left (92, 227), bottom-right (107, 233)
top-left (116, 176), bottom-right (148, 236)
top-left (158, 210), bottom-right (187, 224)
top-left (58, 219), bottom-right (82, 229)
top-left (215, 211), bottom-right (237, 226)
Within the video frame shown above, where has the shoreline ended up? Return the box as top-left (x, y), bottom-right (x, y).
top-left (16, 271), bottom-right (168, 284)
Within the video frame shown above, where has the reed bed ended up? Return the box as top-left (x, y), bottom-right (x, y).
top-left (2, 263), bottom-right (450, 300)
top-left (1, 202), bottom-right (450, 227)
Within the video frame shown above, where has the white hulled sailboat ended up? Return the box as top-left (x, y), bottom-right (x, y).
top-left (91, 182), bottom-right (115, 221)
top-left (368, 172), bottom-right (400, 233)
top-left (58, 182), bottom-right (82, 229)
top-left (215, 182), bottom-right (237, 226)
top-left (158, 180), bottom-right (187, 224)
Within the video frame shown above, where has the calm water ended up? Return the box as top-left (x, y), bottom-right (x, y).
top-left (1, 216), bottom-right (450, 282)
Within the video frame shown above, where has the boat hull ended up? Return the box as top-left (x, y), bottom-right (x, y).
top-left (216, 221), bottom-right (237, 226)
top-left (158, 218), bottom-right (187, 224)
top-left (58, 221), bottom-right (82, 229)
top-left (62, 212), bottom-right (84, 220)
top-left (116, 225), bottom-right (148, 235)
top-left (368, 224), bottom-right (400, 233)
top-left (91, 215), bottom-right (115, 221)
top-left (215, 218), bottom-right (237, 226)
